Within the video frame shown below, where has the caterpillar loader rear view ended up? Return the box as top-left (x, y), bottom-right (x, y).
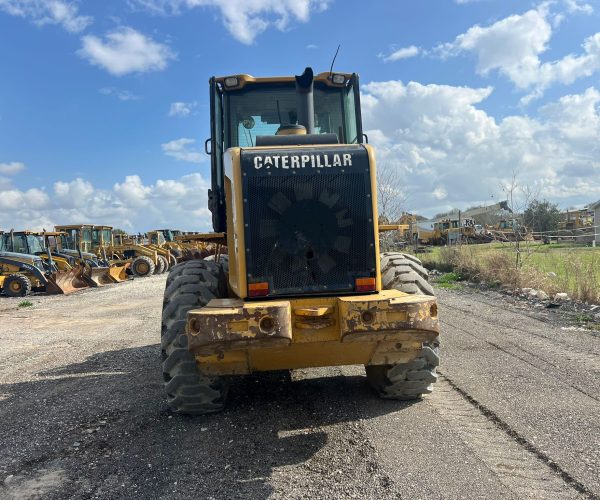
top-left (161, 68), bottom-right (440, 414)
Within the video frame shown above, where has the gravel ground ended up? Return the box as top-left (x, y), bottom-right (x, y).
top-left (0, 275), bottom-right (598, 499)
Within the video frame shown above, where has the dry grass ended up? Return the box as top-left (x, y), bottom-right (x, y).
top-left (425, 245), bottom-right (599, 304)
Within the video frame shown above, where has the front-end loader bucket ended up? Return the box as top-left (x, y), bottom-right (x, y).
top-left (108, 263), bottom-right (130, 283)
top-left (45, 266), bottom-right (89, 295)
top-left (83, 266), bottom-right (115, 287)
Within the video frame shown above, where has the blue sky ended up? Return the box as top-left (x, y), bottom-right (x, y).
top-left (1, 0), bottom-right (599, 231)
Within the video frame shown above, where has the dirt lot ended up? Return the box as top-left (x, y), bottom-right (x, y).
top-left (0, 275), bottom-right (599, 499)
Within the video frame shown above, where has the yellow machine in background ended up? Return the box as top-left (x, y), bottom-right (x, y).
top-left (42, 231), bottom-right (117, 286)
top-left (54, 225), bottom-right (130, 282)
top-left (0, 231), bottom-right (85, 296)
top-left (160, 68), bottom-right (439, 414)
top-left (109, 229), bottom-right (171, 276)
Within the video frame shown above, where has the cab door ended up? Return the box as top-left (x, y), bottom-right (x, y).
top-left (208, 77), bottom-right (226, 232)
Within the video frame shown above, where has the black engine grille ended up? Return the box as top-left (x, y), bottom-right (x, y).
top-left (241, 146), bottom-right (376, 297)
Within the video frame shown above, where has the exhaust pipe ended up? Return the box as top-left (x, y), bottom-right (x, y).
top-left (295, 67), bottom-right (315, 134)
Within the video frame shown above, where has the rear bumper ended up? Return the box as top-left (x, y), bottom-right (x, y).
top-left (186, 290), bottom-right (439, 375)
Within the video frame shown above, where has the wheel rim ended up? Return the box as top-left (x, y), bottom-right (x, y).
top-left (9, 281), bottom-right (23, 293)
top-left (137, 262), bottom-right (149, 274)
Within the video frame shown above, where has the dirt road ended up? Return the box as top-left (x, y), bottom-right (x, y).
top-left (0, 276), bottom-right (598, 499)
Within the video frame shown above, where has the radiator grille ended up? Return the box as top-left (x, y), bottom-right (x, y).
top-left (241, 146), bottom-right (376, 297)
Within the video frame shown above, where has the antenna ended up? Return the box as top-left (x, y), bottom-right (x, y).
top-left (329, 44), bottom-right (341, 76)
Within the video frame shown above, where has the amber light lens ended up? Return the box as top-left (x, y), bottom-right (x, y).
top-left (355, 277), bottom-right (376, 292)
top-left (248, 282), bottom-right (269, 297)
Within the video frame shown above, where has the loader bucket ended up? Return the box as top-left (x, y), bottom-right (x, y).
top-left (84, 266), bottom-right (115, 287)
top-left (45, 266), bottom-right (89, 295)
top-left (108, 263), bottom-right (130, 283)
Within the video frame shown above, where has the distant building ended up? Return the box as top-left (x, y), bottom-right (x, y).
top-left (590, 199), bottom-right (600, 244)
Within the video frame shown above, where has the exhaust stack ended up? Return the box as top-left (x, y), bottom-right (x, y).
top-left (295, 67), bottom-right (315, 134)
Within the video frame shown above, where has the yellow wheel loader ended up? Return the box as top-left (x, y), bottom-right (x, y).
top-left (54, 225), bottom-right (130, 282)
top-left (161, 68), bottom-right (440, 415)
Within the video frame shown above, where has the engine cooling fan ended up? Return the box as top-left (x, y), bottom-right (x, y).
top-left (259, 179), bottom-right (354, 286)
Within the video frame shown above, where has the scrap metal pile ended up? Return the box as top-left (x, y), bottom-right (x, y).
top-left (0, 226), bottom-right (224, 297)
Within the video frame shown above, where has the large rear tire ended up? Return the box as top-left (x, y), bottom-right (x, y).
top-left (204, 253), bottom-right (229, 274)
top-left (132, 256), bottom-right (155, 277)
top-left (380, 252), bottom-right (434, 296)
top-left (366, 252), bottom-right (439, 400)
top-left (155, 255), bottom-right (168, 274)
top-left (161, 259), bottom-right (229, 415)
top-left (3, 274), bottom-right (32, 297)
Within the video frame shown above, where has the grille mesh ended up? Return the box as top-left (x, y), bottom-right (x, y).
top-left (244, 171), bottom-right (375, 296)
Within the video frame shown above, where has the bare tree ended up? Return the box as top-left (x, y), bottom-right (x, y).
top-left (376, 164), bottom-right (409, 252)
top-left (500, 170), bottom-right (539, 267)
top-left (377, 164), bottom-right (407, 223)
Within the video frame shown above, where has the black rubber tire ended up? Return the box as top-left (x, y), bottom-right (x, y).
top-left (155, 255), bottom-right (168, 274)
top-left (3, 274), bottom-right (32, 297)
top-left (366, 252), bottom-right (439, 400)
top-left (132, 256), bottom-right (155, 277)
top-left (366, 344), bottom-right (439, 400)
top-left (204, 254), bottom-right (229, 274)
top-left (381, 252), bottom-right (434, 296)
top-left (161, 259), bottom-right (229, 415)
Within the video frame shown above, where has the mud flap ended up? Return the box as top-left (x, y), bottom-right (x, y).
top-left (45, 266), bottom-right (89, 294)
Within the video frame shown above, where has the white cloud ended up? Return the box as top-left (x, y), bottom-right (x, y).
top-left (0, 0), bottom-right (92, 33)
top-left (78, 26), bottom-right (176, 76)
top-left (99, 87), bottom-right (140, 101)
top-left (563, 0), bottom-right (593, 14)
top-left (168, 101), bottom-right (196, 117)
top-left (305, 44), bottom-right (318, 49)
top-left (432, 187), bottom-right (447, 200)
top-left (380, 45), bottom-right (420, 63)
top-left (127, 0), bottom-right (331, 44)
top-left (437, 4), bottom-right (599, 103)
top-left (0, 173), bottom-right (212, 232)
top-left (361, 80), bottom-right (600, 216)
top-left (0, 161), bottom-right (25, 175)
top-left (54, 177), bottom-right (94, 208)
top-left (161, 137), bottom-right (205, 163)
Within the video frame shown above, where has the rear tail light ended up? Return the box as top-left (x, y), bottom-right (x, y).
top-left (355, 277), bottom-right (376, 292)
top-left (248, 281), bottom-right (269, 297)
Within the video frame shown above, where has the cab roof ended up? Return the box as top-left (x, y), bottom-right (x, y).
top-left (214, 72), bottom-right (354, 91)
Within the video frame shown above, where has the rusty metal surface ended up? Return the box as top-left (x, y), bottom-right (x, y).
top-left (83, 266), bottom-right (115, 287)
top-left (338, 292), bottom-right (439, 343)
top-left (46, 266), bottom-right (89, 295)
top-left (187, 300), bottom-right (292, 355)
top-left (187, 290), bottom-right (439, 372)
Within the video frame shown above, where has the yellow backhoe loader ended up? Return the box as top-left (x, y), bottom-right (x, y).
top-left (160, 68), bottom-right (440, 414)
top-left (42, 231), bottom-right (117, 286)
top-left (0, 231), bottom-right (85, 296)
top-left (54, 225), bottom-right (130, 282)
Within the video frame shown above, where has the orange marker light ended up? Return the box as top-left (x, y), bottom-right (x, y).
top-left (248, 281), bottom-right (269, 297)
top-left (355, 277), bottom-right (376, 292)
